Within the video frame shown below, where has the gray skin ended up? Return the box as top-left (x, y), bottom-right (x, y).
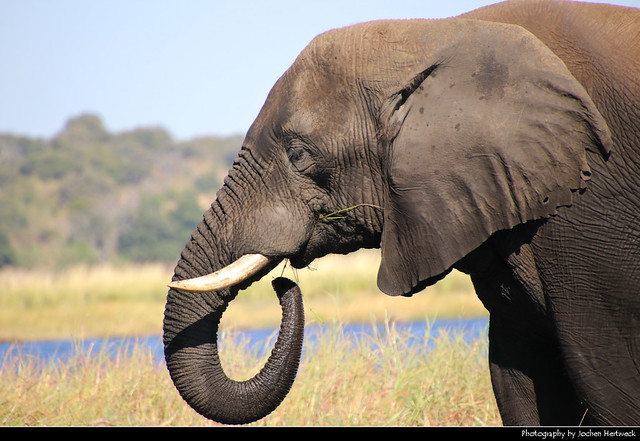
top-left (163, 0), bottom-right (640, 425)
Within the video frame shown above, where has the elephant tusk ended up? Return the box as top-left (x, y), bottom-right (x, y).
top-left (168, 253), bottom-right (273, 292)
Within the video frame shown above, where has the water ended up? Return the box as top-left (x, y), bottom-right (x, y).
top-left (0, 318), bottom-right (489, 367)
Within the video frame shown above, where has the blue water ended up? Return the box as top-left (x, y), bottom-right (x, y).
top-left (0, 318), bottom-right (488, 367)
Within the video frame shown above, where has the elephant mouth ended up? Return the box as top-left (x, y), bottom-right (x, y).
top-left (287, 224), bottom-right (337, 269)
top-left (288, 241), bottom-right (318, 270)
top-left (167, 211), bottom-right (368, 292)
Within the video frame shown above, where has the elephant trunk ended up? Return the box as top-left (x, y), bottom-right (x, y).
top-left (163, 209), bottom-right (305, 424)
top-left (164, 275), bottom-right (304, 424)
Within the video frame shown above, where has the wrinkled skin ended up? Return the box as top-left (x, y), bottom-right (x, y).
top-left (164, 0), bottom-right (640, 425)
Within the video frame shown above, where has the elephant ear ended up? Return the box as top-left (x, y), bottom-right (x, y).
top-left (377, 21), bottom-right (613, 296)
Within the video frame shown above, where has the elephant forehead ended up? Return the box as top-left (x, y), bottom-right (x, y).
top-left (283, 92), bottom-right (357, 136)
top-left (251, 65), bottom-right (359, 140)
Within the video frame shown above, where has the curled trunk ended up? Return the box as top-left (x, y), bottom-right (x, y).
top-left (164, 271), bottom-right (305, 425)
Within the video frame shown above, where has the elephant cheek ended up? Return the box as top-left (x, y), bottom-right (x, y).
top-left (243, 204), bottom-right (314, 256)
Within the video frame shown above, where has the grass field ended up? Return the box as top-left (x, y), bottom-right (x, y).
top-left (0, 250), bottom-right (499, 426)
top-left (0, 250), bottom-right (487, 341)
top-left (0, 324), bottom-right (499, 426)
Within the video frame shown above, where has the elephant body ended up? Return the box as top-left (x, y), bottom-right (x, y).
top-left (459, 1), bottom-right (640, 425)
top-left (164, 0), bottom-right (640, 425)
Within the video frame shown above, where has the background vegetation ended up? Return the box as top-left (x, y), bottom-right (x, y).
top-left (0, 113), bottom-right (243, 268)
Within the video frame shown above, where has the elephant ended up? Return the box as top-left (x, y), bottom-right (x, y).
top-left (163, 0), bottom-right (640, 426)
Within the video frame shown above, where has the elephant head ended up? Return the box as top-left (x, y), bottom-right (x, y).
top-left (163, 18), bottom-right (612, 424)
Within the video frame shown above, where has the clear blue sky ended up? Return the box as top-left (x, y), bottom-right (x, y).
top-left (1, 0), bottom-right (638, 140)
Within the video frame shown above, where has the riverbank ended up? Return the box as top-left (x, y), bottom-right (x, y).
top-left (0, 320), bottom-right (499, 426)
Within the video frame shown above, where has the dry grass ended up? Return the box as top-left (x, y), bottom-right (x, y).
top-left (0, 323), bottom-right (499, 426)
top-left (0, 250), bottom-right (487, 342)
top-left (0, 263), bottom-right (170, 340)
top-left (260, 323), bottom-right (499, 426)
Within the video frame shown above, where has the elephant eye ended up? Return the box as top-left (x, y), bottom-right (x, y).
top-left (287, 144), bottom-right (315, 174)
top-left (287, 146), bottom-right (306, 163)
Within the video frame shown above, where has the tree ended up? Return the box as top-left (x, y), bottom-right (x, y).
top-left (0, 230), bottom-right (16, 267)
top-left (53, 113), bottom-right (110, 148)
top-left (118, 191), bottom-right (202, 262)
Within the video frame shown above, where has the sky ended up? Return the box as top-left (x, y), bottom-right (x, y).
top-left (1, 0), bottom-right (639, 141)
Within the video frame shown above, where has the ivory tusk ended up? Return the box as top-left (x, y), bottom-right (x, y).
top-left (168, 253), bottom-right (273, 292)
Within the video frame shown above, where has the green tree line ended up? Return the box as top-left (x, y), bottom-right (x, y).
top-left (0, 113), bottom-right (244, 268)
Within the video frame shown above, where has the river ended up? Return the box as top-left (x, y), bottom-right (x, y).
top-left (0, 317), bottom-right (489, 366)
